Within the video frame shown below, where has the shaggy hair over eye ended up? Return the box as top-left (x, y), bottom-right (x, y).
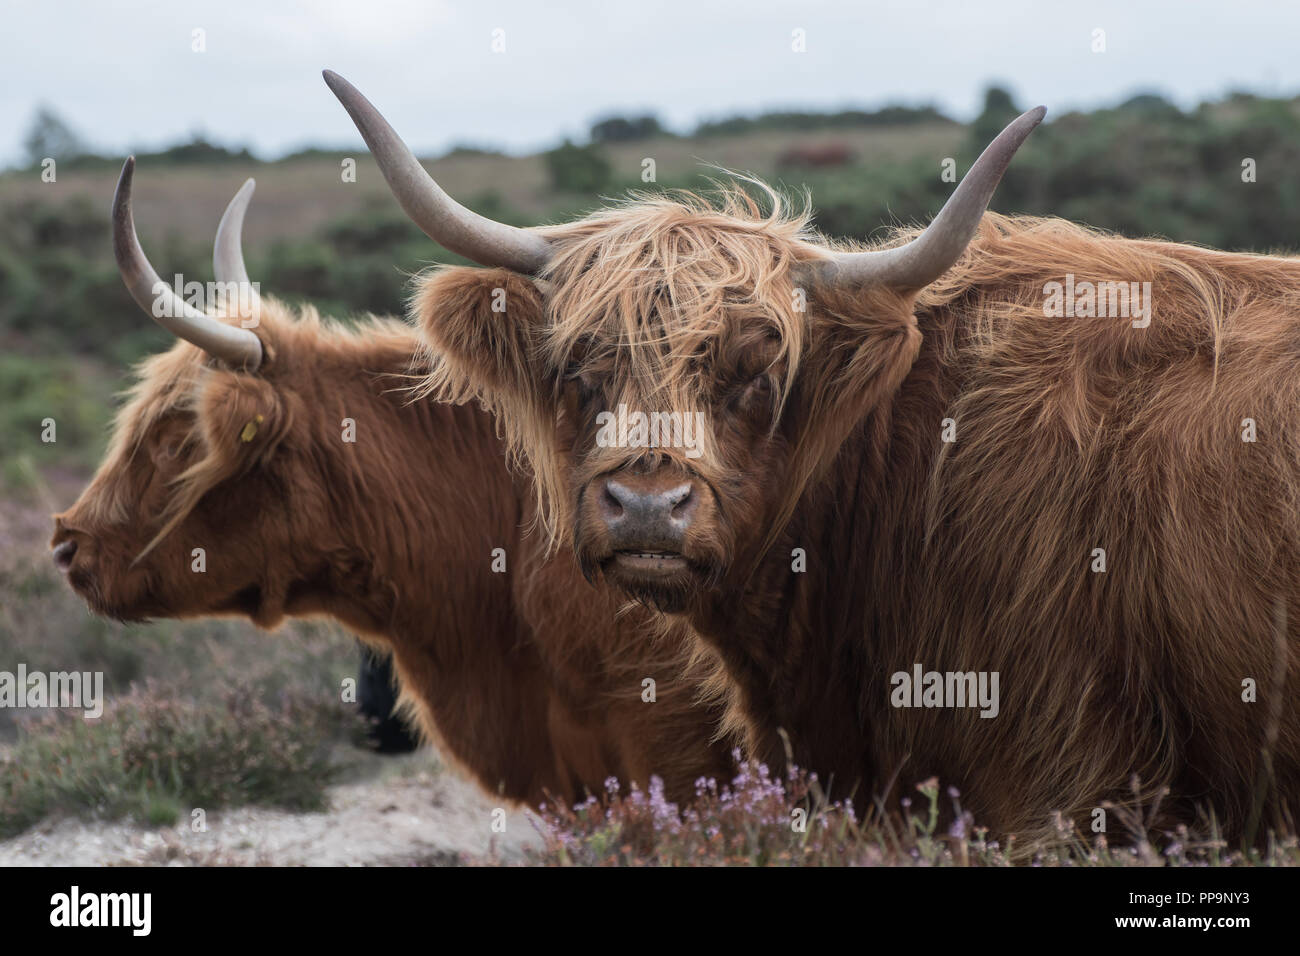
top-left (413, 177), bottom-right (846, 541)
top-left (536, 178), bottom-right (816, 398)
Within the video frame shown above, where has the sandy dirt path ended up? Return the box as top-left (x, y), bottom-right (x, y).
top-left (0, 751), bottom-right (544, 866)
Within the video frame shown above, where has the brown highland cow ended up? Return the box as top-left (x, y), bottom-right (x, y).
top-left (51, 159), bottom-right (732, 808)
top-left (328, 69), bottom-right (1299, 845)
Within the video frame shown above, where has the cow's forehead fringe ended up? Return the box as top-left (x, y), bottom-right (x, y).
top-left (536, 179), bottom-right (823, 392)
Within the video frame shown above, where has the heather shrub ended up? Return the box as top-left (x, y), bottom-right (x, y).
top-left (0, 681), bottom-right (357, 838)
top-left (519, 754), bottom-right (1300, 867)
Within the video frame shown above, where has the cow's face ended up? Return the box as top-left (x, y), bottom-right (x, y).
top-left (51, 336), bottom-right (294, 624)
top-left (326, 71), bottom-right (1040, 614)
top-left (416, 194), bottom-right (922, 613)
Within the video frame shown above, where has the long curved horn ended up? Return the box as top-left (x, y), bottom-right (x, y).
top-left (212, 177), bottom-right (264, 322)
top-left (214, 178), bottom-right (255, 285)
top-left (322, 70), bottom-right (553, 274)
top-left (811, 106), bottom-right (1046, 290)
top-left (113, 157), bottom-right (263, 371)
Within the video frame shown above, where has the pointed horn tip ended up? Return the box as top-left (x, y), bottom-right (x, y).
top-left (116, 156), bottom-right (135, 190)
top-left (229, 178), bottom-right (257, 205)
top-left (112, 159), bottom-right (136, 225)
top-left (983, 106), bottom-right (1046, 158)
top-left (322, 70), bottom-right (368, 119)
top-left (998, 107), bottom-right (1046, 140)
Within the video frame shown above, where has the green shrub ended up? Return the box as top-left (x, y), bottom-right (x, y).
top-left (544, 140), bottom-right (612, 195)
top-left (0, 353), bottom-right (114, 480)
top-left (0, 683), bottom-right (355, 838)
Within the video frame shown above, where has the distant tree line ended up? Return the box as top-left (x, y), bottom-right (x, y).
top-left (14, 98), bottom-right (956, 172)
top-left (8, 85), bottom-right (1300, 364)
top-left (20, 108), bottom-right (256, 171)
top-left (693, 104), bottom-right (954, 137)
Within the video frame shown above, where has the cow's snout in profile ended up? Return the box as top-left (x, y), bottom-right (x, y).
top-left (598, 473), bottom-right (698, 573)
top-left (51, 515), bottom-right (94, 575)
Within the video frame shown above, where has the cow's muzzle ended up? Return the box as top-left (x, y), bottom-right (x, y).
top-left (597, 475), bottom-right (697, 572)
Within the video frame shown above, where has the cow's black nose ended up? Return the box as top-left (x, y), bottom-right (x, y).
top-left (600, 478), bottom-right (697, 545)
top-left (52, 539), bottom-right (78, 572)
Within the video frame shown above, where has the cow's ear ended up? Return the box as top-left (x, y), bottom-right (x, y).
top-left (413, 266), bottom-right (569, 532)
top-left (197, 371), bottom-right (291, 474)
top-left (784, 283), bottom-right (922, 484)
top-left (412, 267), bottom-right (547, 407)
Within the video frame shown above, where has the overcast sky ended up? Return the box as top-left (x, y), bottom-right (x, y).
top-left (1, 0), bottom-right (1296, 166)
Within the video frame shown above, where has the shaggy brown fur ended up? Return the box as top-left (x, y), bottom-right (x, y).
top-left (412, 182), bottom-right (1299, 845)
top-left (53, 298), bottom-right (733, 807)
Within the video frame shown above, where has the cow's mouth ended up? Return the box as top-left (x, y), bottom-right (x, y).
top-left (611, 550), bottom-right (689, 575)
top-left (66, 568), bottom-right (103, 609)
top-left (67, 570), bottom-right (150, 623)
top-left (597, 549), bottom-right (701, 613)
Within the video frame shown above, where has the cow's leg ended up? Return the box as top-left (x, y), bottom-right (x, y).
top-left (357, 643), bottom-right (420, 754)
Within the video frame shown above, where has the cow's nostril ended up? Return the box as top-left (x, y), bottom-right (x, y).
top-left (602, 482), bottom-right (626, 518)
top-left (598, 477), bottom-right (698, 540)
top-left (667, 483), bottom-right (693, 519)
top-left (52, 539), bottom-right (78, 572)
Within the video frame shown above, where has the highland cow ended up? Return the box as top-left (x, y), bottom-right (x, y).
top-left (775, 143), bottom-right (854, 169)
top-left (328, 70), bottom-right (1300, 845)
top-left (51, 159), bottom-right (732, 807)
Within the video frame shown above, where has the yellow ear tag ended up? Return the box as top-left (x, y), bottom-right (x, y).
top-left (240, 414), bottom-right (264, 443)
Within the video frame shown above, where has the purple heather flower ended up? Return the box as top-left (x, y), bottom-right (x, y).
top-left (948, 811), bottom-right (973, 840)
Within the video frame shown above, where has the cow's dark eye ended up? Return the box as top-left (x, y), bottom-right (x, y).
top-left (732, 373), bottom-right (775, 418)
top-left (566, 371), bottom-right (599, 406)
top-left (150, 436), bottom-right (184, 464)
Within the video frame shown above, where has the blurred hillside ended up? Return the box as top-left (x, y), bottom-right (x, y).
top-left (4, 85), bottom-right (1300, 486)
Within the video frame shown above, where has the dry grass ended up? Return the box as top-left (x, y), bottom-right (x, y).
top-left (0, 122), bottom-right (961, 248)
